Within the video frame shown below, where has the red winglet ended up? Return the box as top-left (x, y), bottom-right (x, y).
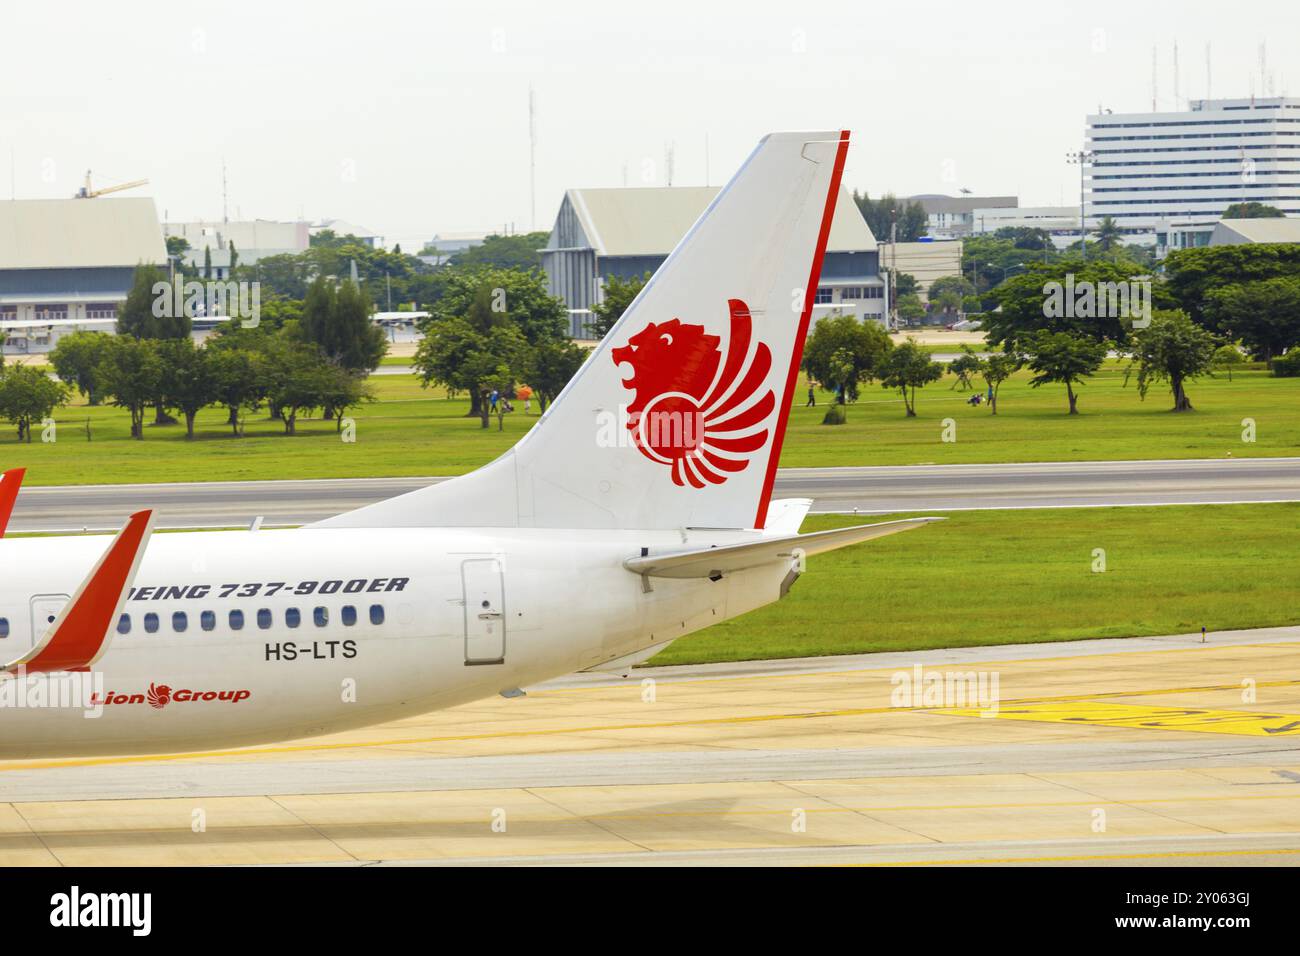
top-left (0, 467), bottom-right (26, 537)
top-left (5, 509), bottom-right (154, 676)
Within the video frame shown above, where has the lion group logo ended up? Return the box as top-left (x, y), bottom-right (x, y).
top-left (611, 298), bottom-right (774, 488)
top-left (90, 684), bottom-right (251, 708)
top-left (146, 682), bottom-right (171, 709)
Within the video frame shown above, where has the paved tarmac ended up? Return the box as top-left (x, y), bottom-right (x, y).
top-left (10, 457), bottom-right (1299, 532)
top-left (3, 626), bottom-right (1299, 866)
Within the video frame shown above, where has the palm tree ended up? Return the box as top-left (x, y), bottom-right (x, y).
top-left (1093, 216), bottom-right (1123, 253)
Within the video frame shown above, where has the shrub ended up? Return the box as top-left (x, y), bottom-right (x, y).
top-left (1271, 350), bottom-right (1300, 377)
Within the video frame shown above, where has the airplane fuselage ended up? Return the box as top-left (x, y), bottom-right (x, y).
top-left (0, 526), bottom-right (786, 758)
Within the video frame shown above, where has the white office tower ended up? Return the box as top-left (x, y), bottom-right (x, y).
top-left (1085, 97), bottom-right (1300, 253)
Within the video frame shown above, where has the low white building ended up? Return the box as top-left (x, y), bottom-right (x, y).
top-left (164, 219), bottom-right (310, 278)
top-left (905, 195), bottom-right (1018, 238)
top-left (0, 198), bottom-right (167, 353)
top-left (1209, 217), bottom-right (1300, 246)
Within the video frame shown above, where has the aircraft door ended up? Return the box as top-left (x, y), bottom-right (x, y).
top-left (462, 559), bottom-right (505, 665)
top-left (28, 594), bottom-right (70, 651)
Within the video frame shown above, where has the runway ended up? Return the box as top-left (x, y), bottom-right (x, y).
top-left (11, 457), bottom-right (1300, 532)
top-left (3, 626), bottom-right (1300, 866)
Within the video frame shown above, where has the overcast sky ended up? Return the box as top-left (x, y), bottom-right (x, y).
top-left (4, 0), bottom-right (1297, 241)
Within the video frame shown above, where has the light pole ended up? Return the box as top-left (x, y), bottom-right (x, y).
top-left (1065, 150), bottom-right (1095, 259)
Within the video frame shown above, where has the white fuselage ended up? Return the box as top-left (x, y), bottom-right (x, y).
top-left (0, 526), bottom-right (786, 758)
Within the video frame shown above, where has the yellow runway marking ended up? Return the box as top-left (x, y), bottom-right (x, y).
top-left (533, 640), bottom-right (1300, 695)
top-left (937, 701), bottom-right (1300, 736)
top-left (849, 846), bottom-right (1300, 866)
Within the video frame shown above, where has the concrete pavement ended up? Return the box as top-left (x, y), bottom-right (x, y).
top-left (3, 626), bottom-right (1299, 866)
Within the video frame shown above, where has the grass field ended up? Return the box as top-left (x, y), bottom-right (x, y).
top-left (0, 362), bottom-right (1295, 485)
top-left (648, 503), bottom-right (1300, 665)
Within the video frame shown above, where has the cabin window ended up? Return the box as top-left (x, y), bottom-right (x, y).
top-left (257, 609), bottom-right (272, 629)
top-left (286, 607), bottom-right (301, 628)
top-left (201, 610), bottom-right (216, 631)
top-left (117, 614), bottom-right (131, 635)
top-left (172, 611), bottom-right (188, 632)
top-left (313, 606), bottom-right (328, 627)
top-left (341, 605), bottom-right (357, 627)
top-left (0, 617), bottom-right (8, 638)
top-left (369, 604), bottom-right (384, 625)
top-left (229, 609), bottom-right (245, 631)
top-left (144, 613), bottom-right (159, 634)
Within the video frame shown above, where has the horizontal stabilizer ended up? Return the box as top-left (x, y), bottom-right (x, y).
top-left (623, 517), bottom-right (943, 579)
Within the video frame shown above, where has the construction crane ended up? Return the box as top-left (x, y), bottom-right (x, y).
top-left (74, 170), bottom-right (148, 199)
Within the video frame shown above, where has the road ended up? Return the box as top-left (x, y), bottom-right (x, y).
top-left (4, 626), bottom-right (1299, 865)
top-left (9, 457), bottom-right (1300, 532)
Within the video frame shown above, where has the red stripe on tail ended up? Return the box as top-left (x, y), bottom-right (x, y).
top-left (752, 130), bottom-right (851, 529)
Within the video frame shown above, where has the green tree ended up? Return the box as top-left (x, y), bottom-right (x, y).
top-left (416, 269), bottom-right (566, 417)
top-left (1211, 343), bottom-right (1248, 382)
top-left (116, 264), bottom-right (191, 340)
top-left (416, 297), bottom-right (531, 429)
top-left (876, 340), bottom-right (942, 416)
top-left (1025, 331), bottom-right (1107, 414)
top-left (0, 364), bottom-right (69, 442)
top-left (448, 232), bottom-right (550, 271)
top-left (993, 226), bottom-right (1054, 252)
top-left (319, 365), bottom-right (374, 431)
top-left (896, 292), bottom-right (926, 326)
top-left (986, 258), bottom-right (1172, 349)
top-left (263, 343), bottom-right (365, 435)
top-left (893, 272), bottom-right (919, 298)
top-left (1092, 216), bottom-right (1123, 252)
top-left (48, 330), bottom-right (112, 405)
top-left (299, 277), bottom-right (387, 374)
top-left (96, 336), bottom-right (163, 439)
top-left (1125, 310), bottom-right (1219, 412)
top-left (206, 346), bottom-right (263, 435)
top-left (1221, 202), bottom-right (1284, 219)
top-left (929, 275), bottom-right (975, 317)
top-left (156, 338), bottom-right (216, 438)
top-left (462, 326), bottom-right (530, 429)
top-left (801, 315), bottom-right (892, 413)
top-left (947, 347), bottom-right (982, 390)
top-left (526, 339), bottom-right (588, 412)
top-left (1202, 276), bottom-right (1300, 360)
top-left (979, 349), bottom-right (1022, 415)
top-left (1164, 243), bottom-right (1300, 328)
top-left (852, 192), bottom-right (928, 241)
top-left (165, 235), bottom-right (191, 261)
top-left (590, 272), bottom-right (649, 338)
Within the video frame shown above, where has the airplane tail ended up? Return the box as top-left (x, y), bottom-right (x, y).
top-left (314, 130), bottom-right (850, 532)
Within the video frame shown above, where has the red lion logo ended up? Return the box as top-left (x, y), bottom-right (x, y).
top-left (611, 298), bottom-right (774, 487)
top-left (146, 682), bottom-right (172, 709)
